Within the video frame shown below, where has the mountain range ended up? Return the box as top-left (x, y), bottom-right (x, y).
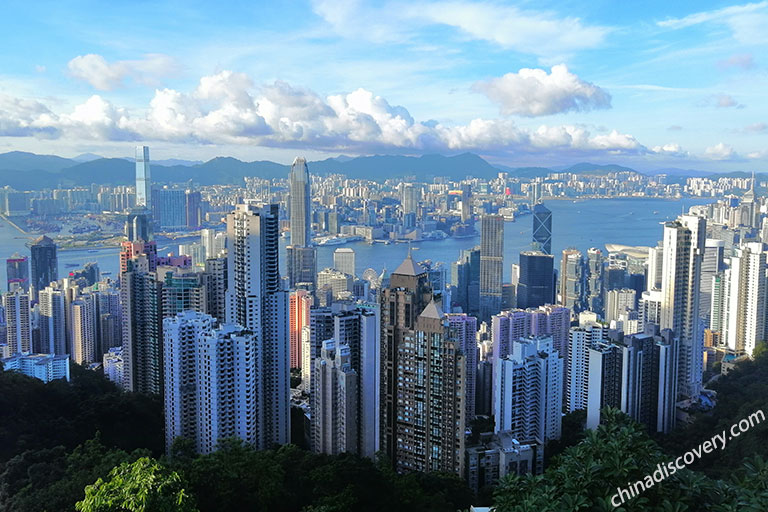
top-left (0, 150), bottom-right (754, 190)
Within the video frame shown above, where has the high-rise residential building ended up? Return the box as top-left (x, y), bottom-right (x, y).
top-left (289, 290), bottom-right (312, 369)
top-left (660, 214), bottom-right (705, 398)
top-left (121, 248), bottom-right (163, 395)
top-left (720, 242), bottom-right (768, 356)
top-left (700, 239), bottom-right (725, 326)
top-left (639, 289), bottom-right (663, 331)
top-left (311, 339), bottom-right (358, 455)
top-left (333, 248), bottom-right (356, 277)
top-left (480, 215), bottom-right (504, 322)
top-left (532, 203), bottom-right (552, 255)
top-left (647, 241), bottom-right (664, 291)
top-left (3, 290), bottom-right (31, 355)
top-left (560, 249), bottom-right (584, 312)
top-left (200, 229), bottom-right (226, 259)
top-left (160, 268), bottom-right (206, 318)
top-left (380, 254), bottom-right (464, 474)
top-left (6, 253), bottom-right (29, 292)
top-left (71, 294), bottom-right (97, 365)
top-left (494, 336), bottom-right (562, 442)
top-left (517, 251), bottom-right (554, 310)
top-left (586, 248), bottom-right (604, 316)
top-left (163, 311), bottom-right (261, 454)
top-left (400, 183), bottom-right (420, 215)
top-left (0, 353), bottom-right (70, 382)
top-left (567, 323), bottom-right (609, 413)
top-left (447, 313), bottom-right (478, 425)
top-left (135, 146), bottom-right (151, 209)
top-left (710, 274), bottom-right (726, 334)
top-left (604, 288), bottom-right (636, 324)
top-left (225, 203), bottom-right (289, 448)
top-left (120, 240), bottom-right (157, 273)
top-left (103, 346), bottom-right (124, 388)
top-left (39, 283), bottom-right (67, 355)
top-left (203, 257), bottom-right (227, 323)
top-left (30, 235), bottom-right (57, 301)
top-left (94, 283), bottom-right (122, 355)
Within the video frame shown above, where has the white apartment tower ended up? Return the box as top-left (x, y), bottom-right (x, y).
top-left (721, 242), bottom-right (768, 356)
top-left (3, 290), bottom-right (30, 355)
top-left (660, 214), bottom-right (705, 398)
top-left (225, 203), bottom-right (290, 448)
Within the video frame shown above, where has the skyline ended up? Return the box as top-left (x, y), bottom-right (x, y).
top-left (1, 1), bottom-right (768, 171)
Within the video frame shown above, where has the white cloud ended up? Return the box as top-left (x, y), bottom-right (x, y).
top-left (704, 142), bottom-right (736, 160)
top-left (743, 122), bottom-right (767, 133)
top-left (67, 53), bottom-right (180, 90)
top-left (311, 0), bottom-right (610, 60)
top-left (652, 143), bottom-right (688, 157)
top-left (658, 2), bottom-right (768, 45)
top-left (0, 72), bottom-right (648, 158)
top-left (474, 65), bottom-right (611, 117)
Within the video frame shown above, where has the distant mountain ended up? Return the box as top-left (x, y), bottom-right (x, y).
top-left (72, 153), bottom-right (104, 163)
top-left (307, 152), bottom-right (500, 180)
top-left (647, 167), bottom-right (713, 177)
top-left (153, 158), bottom-right (204, 167)
top-left (564, 162), bottom-right (637, 175)
top-left (0, 151), bottom-right (76, 172)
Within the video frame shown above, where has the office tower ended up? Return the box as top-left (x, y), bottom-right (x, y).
top-left (333, 248), bottom-right (356, 277)
top-left (30, 235), bottom-right (57, 300)
top-left (71, 294), bottom-right (97, 364)
top-left (225, 203), bottom-right (289, 448)
top-left (603, 265), bottom-right (627, 294)
top-left (317, 268), bottom-right (353, 297)
top-left (311, 339), bottom-right (358, 455)
top-left (3, 290), bottom-right (31, 354)
top-left (152, 188), bottom-right (187, 230)
top-left (586, 248), bottom-right (604, 316)
top-left (480, 215), bottom-right (504, 322)
top-left (135, 146), bottom-right (151, 209)
top-left (287, 246), bottom-right (318, 290)
top-left (6, 253), bottom-right (29, 292)
top-left (0, 353), bottom-right (70, 382)
top-left (103, 346), bottom-right (124, 388)
top-left (647, 241), bottom-right (664, 291)
top-left (567, 323), bottom-right (609, 413)
top-left (289, 289), bottom-right (312, 369)
top-left (452, 246), bottom-right (480, 316)
top-left (560, 249), bottom-right (584, 312)
top-left (460, 183), bottom-right (472, 223)
top-left (289, 157), bottom-right (311, 247)
top-left (660, 214), bottom-right (705, 398)
top-left (517, 251), bottom-right (554, 310)
top-left (532, 203), bottom-right (552, 255)
top-left (447, 313), bottom-right (478, 425)
top-left (203, 257), bottom-right (227, 323)
top-left (185, 190), bottom-right (202, 229)
top-left (121, 249), bottom-right (163, 394)
top-left (401, 183), bottom-right (420, 215)
top-left (604, 288), bottom-right (636, 324)
top-left (38, 283), bottom-right (67, 355)
top-left (163, 311), bottom-right (260, 454)
top-left (700, 239), bottom-right (725, 326)
top-left (494, 336), bottom-right (562, 442)
top-left (160, 269), bottom-right (207, 318)
top-left (125, 209), bottom-right (153, 242)
top-left (721, 242), bottom-right (768, 356)
top-left (309, 303), bottom-right (380, 457)
top-left (380, 254), bottom-right (464, 474)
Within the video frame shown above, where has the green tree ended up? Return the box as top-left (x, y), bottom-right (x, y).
top-left (76, 457), bottom-right (197, 512)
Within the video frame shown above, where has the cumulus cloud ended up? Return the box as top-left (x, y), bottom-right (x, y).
top-left (67, 53), bottom-right (179, 90)
top-left (704, 142), bottom-right (737, 160)
top-left (0, 71), bottom-right (651, 158)
top-left (474, 65), bottom-right (611, 117)
top-left (652, 143), bottom-right (688, 157)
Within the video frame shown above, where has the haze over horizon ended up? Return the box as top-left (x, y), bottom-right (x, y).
top-left (1, 1), bottom-right (767, 172)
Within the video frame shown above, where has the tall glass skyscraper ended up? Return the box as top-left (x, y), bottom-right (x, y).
top-left (135, 146), bottom-right (151, 209)
top-left (517, 250), bottom-right (554, 309)
top-left (29, 235), bottom-right (57, 301)
top-left (6, 253), bottom-right (29, 292)
top-left (532, 203), bottom-right (552, 255)
top-left (287, 157), bottom-right (317, 290)
top-left (480, 215), bottom-right (504, 322)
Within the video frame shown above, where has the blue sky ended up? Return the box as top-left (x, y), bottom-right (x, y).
top-left (1, 0), bottom-right (767, 171)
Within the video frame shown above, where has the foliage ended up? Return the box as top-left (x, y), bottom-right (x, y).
top-left (76, 457), bottom-right (197, 512)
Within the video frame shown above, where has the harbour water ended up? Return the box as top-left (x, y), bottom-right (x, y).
top-left (0, 197), bottom-right (711, 288)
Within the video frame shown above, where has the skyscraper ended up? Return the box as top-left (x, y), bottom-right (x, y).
top-left (586, 248), bottom-right (604, 315)
top-left (185, 190), bottom-right (202, 229)
top-left (135, 146), bottom-right (151, 209)
top-left (125, 209), bottom-right (153, 242)
top-left (39, 282), bottom-right (67, 355)
top-left (6, 253), bottom-right (29, 292)
top-left (152, 188), bottom-right (186, 230)
top-left (225, 203), bottom-right (290, 448)
top-left (720, 242), bottom-right (767, 356)
top-left (532, 203), bottom-right (552, 255)
top-left (2, 290), bottom-right (30, 355)
top-left (447, 313), bottom-right (478, 425)
top-left (71, 294), bottom-right (97, 364)
top-left (380, 253), bottom-right (464, 474)
top-left (559, 249), bottom-right (584, 312)
top-left (289, 289), bottom-right (312, 369)
top-left (287, 157), bottom-right (317, 290)
top-left (29, 235), bottom-right (57, 301)
top-left (333, 248), bottom-right (356, 277)
top-left (700, 239), bottom-right (725, 326)
top-left (480, 215), bottom-right (504, 322)
top-left (517, 251), bottom-right (554, 310)
top-left (660, 214), bottom-right (705, 398)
